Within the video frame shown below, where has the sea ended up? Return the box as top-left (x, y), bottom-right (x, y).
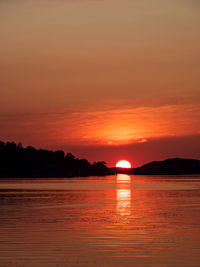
top-left (0, 174), bottom-right (200, 267)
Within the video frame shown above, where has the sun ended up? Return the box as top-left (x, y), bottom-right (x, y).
top-left (116, 160), bottom-right (132, 169)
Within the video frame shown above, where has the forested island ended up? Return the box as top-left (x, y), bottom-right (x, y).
top-left (0, 141), bottom-right (110, 178)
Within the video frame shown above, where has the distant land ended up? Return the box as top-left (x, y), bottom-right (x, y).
top-left (0, 141), bottom-right (110, 178)
top-left (0, 141), bottom-right (200, 178)
top-left (113, 158), bottom-right (200, 175)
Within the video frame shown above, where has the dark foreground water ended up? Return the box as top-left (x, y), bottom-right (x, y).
top-left (0, 174), bottom-right (200, 267)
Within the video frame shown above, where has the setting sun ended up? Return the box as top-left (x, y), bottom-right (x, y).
top-left (116, 160), bottom-right (132, 169)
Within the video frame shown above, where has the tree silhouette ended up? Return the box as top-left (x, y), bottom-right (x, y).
top-left (0, 141), bottom-right (111, 178)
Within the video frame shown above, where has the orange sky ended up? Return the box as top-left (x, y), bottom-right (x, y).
top-left (0, 0), bottom-right (200, 166)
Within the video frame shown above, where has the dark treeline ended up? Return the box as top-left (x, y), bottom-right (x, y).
top-left (0, 141), bottom-right (111, 178)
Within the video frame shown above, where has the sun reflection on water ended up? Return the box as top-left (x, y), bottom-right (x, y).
top-left (116, 174), bottom-right (131, 216)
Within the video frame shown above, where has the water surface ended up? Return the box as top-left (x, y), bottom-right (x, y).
top-left (0, 174), bottom-right (200, 266)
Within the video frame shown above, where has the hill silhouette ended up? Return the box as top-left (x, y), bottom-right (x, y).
top-left (129, 158), bottom-right (200, 175)
top-left (0, 141), bottom-right (110, 178)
